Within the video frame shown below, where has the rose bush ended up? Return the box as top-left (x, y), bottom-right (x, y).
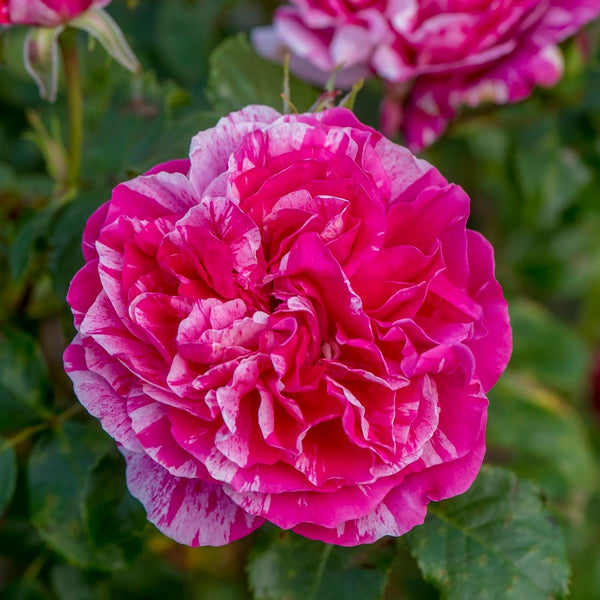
top-left (64, 105), bottom-right (511, 546)
top-left (253, 1), bottom-right (600, 150)
top-left (0, 0), bottom-right (109, 26)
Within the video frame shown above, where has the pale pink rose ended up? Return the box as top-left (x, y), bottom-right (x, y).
top-left (2, 0), bottom-right (109, 26)
top-left (64, 106), bottom-right (511, 547)
top-left (253, 0), bottom-right (600, 150)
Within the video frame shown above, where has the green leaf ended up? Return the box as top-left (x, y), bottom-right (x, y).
top-left (83, 450), bottom-right (146, 563)
top-left (28, 421), bottom-right (132, 571)
top-left (405, 466), bottom-right (570, 600)
top-left (487, 371), bottom-right (597, 501)
top-left (80, 69), bottom-right (193, 189)
top-left (155, 0), bottom-right (229, 86)
top-left (0, 518), bottom-right (44, 561)
top-left (130, 109), bottom-right (220, 174)
top-left (0, 579), bottom-right (52, 600)
top-left (51, 564), bottom-right (105, 600)
top-left (509, 299), bottom-right (589, 394)
top-left (104, 553), bottom-right (190, 600)
top-left (247, 530), bottom-right (394, 600)
top-left (207, 34), bottom-right (317, 115)
top-left (9, 205), bottom-right (59, 282)
top-left (513, 118), bottom-right (590, 229)
top-left (0, 437), bottom-right (17, 515)
top-left (0, 328), bottom-right (52, 431)
top-left (48, 194), bottom-right (102, 299)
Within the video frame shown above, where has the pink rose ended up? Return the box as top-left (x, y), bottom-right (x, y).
top-left (253, 1), bottom-right (600, 150)
top-left (64, 106), bottom-right (511, 547)
top-left (0, 0), bottom-right (109, 26)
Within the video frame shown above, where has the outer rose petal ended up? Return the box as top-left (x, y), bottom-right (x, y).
top-left (123, 449), bottom-right (265, 547)
top-left (63, 335), bottom-right (142, 452)
top-left (464, 230), bottom-right (511, 391)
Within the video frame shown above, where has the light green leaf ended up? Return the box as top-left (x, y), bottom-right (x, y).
top-left (514, 119), bottom-right (590, 229)
top-left (509, 299), bottom-right (589, 394)
top-left (405, 466), bottom-right (570, 600)
top-left (488, 371), bottom-right (597, 502)
top-left (248, 530), bottom-right (394, 600)
top-left (207, 34), bottom-right (317, 114)
top-left (51, 564), bottom-right (105, 600)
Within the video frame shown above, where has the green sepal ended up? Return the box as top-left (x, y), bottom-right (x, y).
top-left (69, 7), bottom-right (139, 74)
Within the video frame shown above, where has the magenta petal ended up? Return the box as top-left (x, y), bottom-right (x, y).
top-left (65, 104), bottom-right (511, 548)
top-left (123, 449), bottom-right (264, 546)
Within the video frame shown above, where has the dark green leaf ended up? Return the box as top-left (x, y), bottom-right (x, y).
top-left (155, 0), bottom-right (230, 86)
top-left (104, 552), bottom-right (190, 600)
top-left (48, 194), bottom-right (102, 299)
top-left (84, 450), bottom-right (147, 563)
top-left (0, 518), bottom-right (44, 560)
top-left (207, 34), bottom-right (317, 114)
top-left (248, 530), bottom-right (393, 600)
top-left (0, 436), bottom-right (16, 515)
top-left (0, 328), bottom-right (52, 431)
top-left (9, 205), bottom-right (59, 282)
top-left (0, 579), bottom-right (51, 600)
top-left (131, 110), bottom-right (220, 174)
top-left (406, 466), bottom-right (570, 600)
top-left (28, 421), bottom-right (131, 570)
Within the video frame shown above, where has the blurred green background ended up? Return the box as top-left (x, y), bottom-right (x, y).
top-left (0, 1), bottom-right (599, 598)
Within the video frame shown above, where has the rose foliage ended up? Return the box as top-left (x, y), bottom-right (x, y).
top-left (253, 0), bottom-right (600, 150)
top-left (64, 105), bottom-right (511, 547)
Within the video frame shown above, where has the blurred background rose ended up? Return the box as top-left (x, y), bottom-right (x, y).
top-left (253, 1), bottom-right (600, 149)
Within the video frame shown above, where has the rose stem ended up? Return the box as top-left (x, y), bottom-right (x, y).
top-left (58, 28), bottom-right (83, 192)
